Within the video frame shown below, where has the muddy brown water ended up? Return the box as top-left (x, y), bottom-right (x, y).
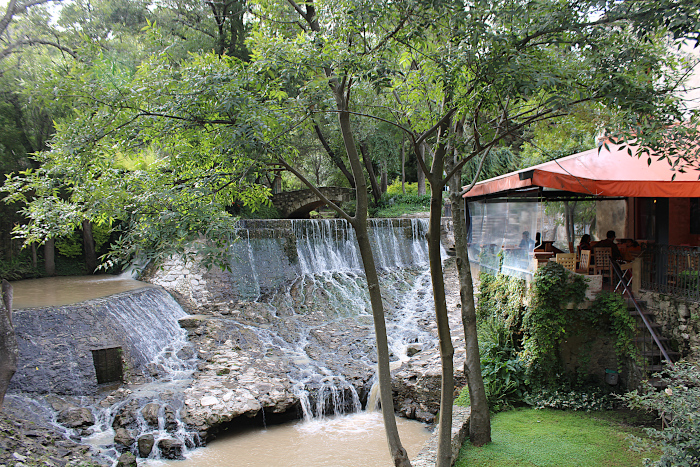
top-left (9, 275), bottom-right (150, 309)
top-left (152, 412), bottom-right (431, 467)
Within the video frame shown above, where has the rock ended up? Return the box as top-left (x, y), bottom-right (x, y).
top-left (415, 410), bottom-right (435, 424)
top-left (116, 451), bottom-right (137, 467)
top-left (138, 434), bottom-right (155, 458)
top-left (200, 396), bottom-right (218, 406)
top-left (114, 428), bottom-right (135, 449)
top-left (406, 343), bottom-right (423, 357)
top-left (164, 406), bottom-right (178, 433)
top-left (57, 408), bottom-right (95, 428)
top-left (179, 315), bottom-right (208, 329)
top-left (112, 401), bottom-right (138, 429)
top-left (158, 438), bottom-right (184, 460)
top-left (141, 403), bottom-right (160, 427)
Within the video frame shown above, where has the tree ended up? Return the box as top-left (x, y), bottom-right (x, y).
top-left (0, 0), bottom-right (77, 61)
top-left (0, 279), bottom-right (17, 410)
top-left (384, 0), bottom-right (699, 457)
top-left (2, 0), bottom-right (698, 465)
top-left (3, 50), bottom-right (273, 270)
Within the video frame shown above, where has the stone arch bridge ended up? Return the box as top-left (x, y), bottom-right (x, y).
top-left (271, 187), bottom-right (354, 219)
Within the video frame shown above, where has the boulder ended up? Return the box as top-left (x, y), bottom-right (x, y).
top-left (406, 343), bottom-right (423, 357)
top-left (158, 438), bottom-right (184, 460)
top-left (164, 405), bottom-right (178, 433)
top-left (57, 408), bottom-right (95, 428)
top-left (138, 434), bottom-right (155, 458)
top-left (112, 401), bottom-right (139, 429)
top-left (141, 403), bottom-right (160, 427)
top-left (113, 427), bottom-right (135, 450)
top-left (116, 451), bottom-right (137, 467)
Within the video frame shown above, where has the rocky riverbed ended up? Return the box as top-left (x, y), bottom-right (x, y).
top-left (3, 258), bottom-right (471, 465)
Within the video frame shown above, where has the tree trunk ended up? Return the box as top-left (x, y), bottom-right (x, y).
top-left (401, 137), bottom-right (406, 194)
top-left (425, 146), bottom-right (455, 467)
top-left (44, 238), bottom-right (55, 276)
top-left (380, 160), bottom-right (388, 194)
top-left (313, 123), bottom-right (355, 188)
top-left (0, 279), bottom-right (17, 410)
top-left (31, 243), bottom-right (37, 269)
top-left (335, 91), bottom-right (411, 467)
top-left (82, 220), bottom-right (97, 274)
top-left (288, 3), bottom-right (409, 464)
top-left (446, 160), bottom-right (492, 446)
top-left (360, 142), bottom-right (382, 204)
top-left (417, 143), bottom-right (426, 195)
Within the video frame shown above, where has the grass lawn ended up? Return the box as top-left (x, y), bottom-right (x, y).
top-left (455, 408), bottom-right (659, 467)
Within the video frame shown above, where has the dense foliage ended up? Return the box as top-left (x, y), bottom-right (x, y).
top-left (475, 263), bottom-right (639, 410)
top-left (622, 361), bottom-right (700, 466)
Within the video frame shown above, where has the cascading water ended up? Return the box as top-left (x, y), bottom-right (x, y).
top-left (225, 218), bottom-right (444, 420)
top-left (7, 283), bottom-right (200, 464)
top-left (7, 218), bottom-right (451, 466)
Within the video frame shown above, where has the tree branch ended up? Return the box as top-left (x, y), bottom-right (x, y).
top-left (275, 155), bottom-right (353, 223)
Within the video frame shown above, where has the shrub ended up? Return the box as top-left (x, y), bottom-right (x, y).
top-left (479, 315), bottom-right (527, 411)
top-left (477, 272), bottom-right (526, 332)
top-left (526, 387), bottom-right (614, 411)
top-left (621, 361), bottom-right (700, 466)
top-left (0, 255), bottom-right (41, 280)
top-left (385, 178), bottom-right (430, 196)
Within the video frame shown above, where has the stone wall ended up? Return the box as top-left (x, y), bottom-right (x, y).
top-left (637, 290), bottom-right (700, 360)
top-left (10, 287), bottom-right (182, 395)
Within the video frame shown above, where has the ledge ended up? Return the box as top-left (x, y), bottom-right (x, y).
top-left (413, 405), bottom-right (471, 467)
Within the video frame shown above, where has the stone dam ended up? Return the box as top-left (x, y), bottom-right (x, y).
top-left (5, 218), bottom-right (465, 465)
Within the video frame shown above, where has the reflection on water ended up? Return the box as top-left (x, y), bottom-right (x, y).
top-left (153, 413), bottom-right (431, 467)
top-left (10, 275), bottom-right (151, 309)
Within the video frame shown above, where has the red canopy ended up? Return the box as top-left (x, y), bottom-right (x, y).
top-left (463, 143), bottom-right (700, 199)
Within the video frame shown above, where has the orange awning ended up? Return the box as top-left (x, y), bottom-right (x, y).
top-left (463, 143), bottom-right (700, 199)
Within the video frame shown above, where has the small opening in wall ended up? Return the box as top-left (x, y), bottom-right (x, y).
top-left (92, 347), bottom-right (123, 384)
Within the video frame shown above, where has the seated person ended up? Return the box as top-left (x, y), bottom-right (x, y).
top-left (578, 234), bottom-right (591, 255)
top-left (593, 230), bottom-right (623, 262)
top-left (519, 231), bottom-right (535, 250)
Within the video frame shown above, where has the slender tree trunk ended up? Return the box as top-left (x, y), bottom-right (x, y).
top-left (31, 243), bottom-right (37, 269)
top-left (380, 160), bottom-right (388, 194)
top-left (335, 91), bottom-right (411, 467)
top-left (564, 201), bottom-right (572, 246)
top-left (360, 142), bottom-right (382, 204)
top-left (288, 3), bottom-right (409, 464)
top-left (446, 157), bottom-right (492, 446)
top-left (425, 145), bottom-right (454, 467)
top-left (401, 137), bottom-right (406, 195)
top-left (0, 279), bottom-right (17, 410)
top-left (82, 220), bottom-right (97, 274)
top-left (44, 238), bottom-right (55, 276)
top-left (313, 123), bottom-right (355, 188)
top-left (417, 143), bottom-right (426, 195)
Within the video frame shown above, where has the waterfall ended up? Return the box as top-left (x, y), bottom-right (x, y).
top-left (8, 217), bottom-right (451, 465)
top-left (223, 219), bottom-right (443, 421)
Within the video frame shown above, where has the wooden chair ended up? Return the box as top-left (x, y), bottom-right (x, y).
top-left (576, 250), bottom-right (592, 274)
top-left (593, 247), bottom-right (613, 282)
top-left (555, 253), bottom-right (576, 272)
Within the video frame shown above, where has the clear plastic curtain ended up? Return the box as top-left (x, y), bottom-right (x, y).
top-left (468, 200), bottom-right (540, 278)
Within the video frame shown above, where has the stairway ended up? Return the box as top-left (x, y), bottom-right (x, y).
top-left (629, 300), bottom-right (680, 387)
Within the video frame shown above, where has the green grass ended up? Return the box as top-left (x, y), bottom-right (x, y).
top-left (455, 408), bottom-right (659, 467)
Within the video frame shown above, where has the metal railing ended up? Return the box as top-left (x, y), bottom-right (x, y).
top-left (611, 259), bottom-right (675, 370)
top-left (639, 244), bottom-right (700, 302)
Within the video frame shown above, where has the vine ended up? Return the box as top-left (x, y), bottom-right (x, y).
top-left (589, 291), bottom-right (638, 366)
top-left (522, 262), bottom-right (587, 385)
